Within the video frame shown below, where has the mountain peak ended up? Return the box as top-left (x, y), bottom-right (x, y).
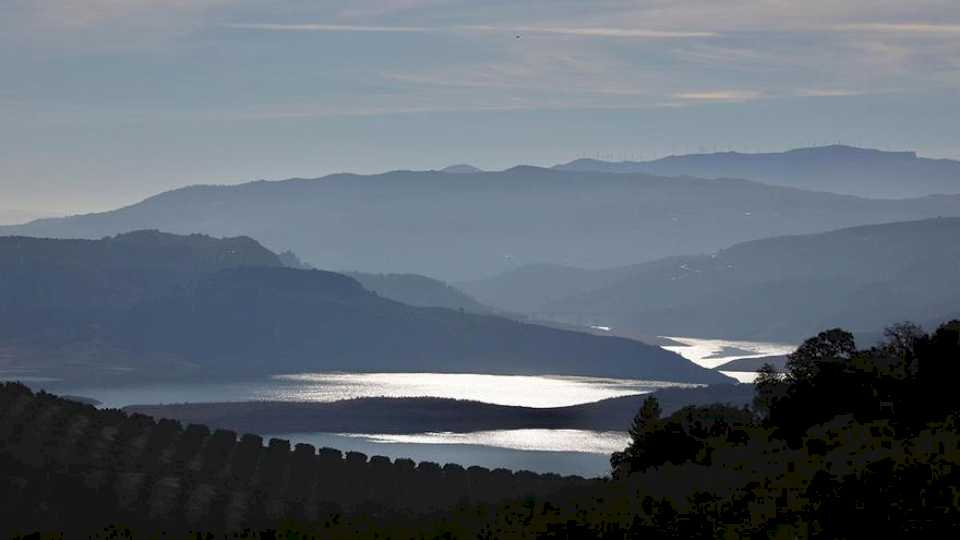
top-left (441, 164), bottom-right (483, 174)
top-left (503, 165), bottom-right (554, 174)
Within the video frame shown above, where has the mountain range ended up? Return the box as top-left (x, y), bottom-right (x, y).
top-left (4, 159), bottom-right (960, 280)
top-left (554, 145), bottom-right (960, 198)
top-left (0, 231), bottom-right (729, 386)
top-left (461, 218), bottom-right (960, 342)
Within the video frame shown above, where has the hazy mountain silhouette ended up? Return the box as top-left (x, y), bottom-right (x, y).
top-left (554, 145), bottom-right (960, 198)
top-left (465, 218), bottom-right (960, 341)
top-left (459, 263), bottom-right (637, 315)
top-left (4, 167), bottom-right (960, 280)
top-left (277, 249), bottom-right (314, 270)
top-left (346, 272), bottom-right (493, 313)
top-left (275, 250), bottom-right (491, 312)
top-left (0, 231), bottom-right (730, 385)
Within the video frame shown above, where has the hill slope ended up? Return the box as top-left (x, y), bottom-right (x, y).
top-left (0, 232), bottom-right (729, 385)
top-left (4, 168), bottom-right (960, 280)
top-left (467, 218), bottom-right (960, 341)
top-left (346, 272), bottom-right (493, 313)
top-left (555, 145), bottom-right (960, 198)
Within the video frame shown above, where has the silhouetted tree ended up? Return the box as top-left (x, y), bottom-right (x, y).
top-left (786, 328), bottom-right (856, 383)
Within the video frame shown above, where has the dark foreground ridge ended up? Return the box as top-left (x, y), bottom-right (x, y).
top-left (0, 382), bottom-right (594, 535)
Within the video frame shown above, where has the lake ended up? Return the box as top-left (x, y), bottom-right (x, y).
top-left (660, 336), bottom-right (796, 382)
top-left (57, 372), bottom-right (696, 409)
top-left (44, 372), bottom-right (689, 478)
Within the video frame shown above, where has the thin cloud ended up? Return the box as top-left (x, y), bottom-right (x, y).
top-left (835, 23), bottom-right (960, 34)
top-left (462, 25), bottom-right (715, 38)
top-left (224, 23), bottom-right (429, 33)
top-left (795, 89), bottom-right (865, 97)
top-left (673, 90), bottom-right (764, 102)
top-left (223, 23), bottom-right (715, 39)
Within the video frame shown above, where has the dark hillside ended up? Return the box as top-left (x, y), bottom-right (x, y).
top-left (0, 232), bottom-right (728, 385)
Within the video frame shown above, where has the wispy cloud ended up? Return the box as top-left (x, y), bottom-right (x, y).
top-left (223, 23), bottom-right (430, 33)
top-left (795, 89), bottom-right (866, 97)
top-left (463, 25), bottom-right (715, 38)
top-left (223, 23), bottom-right (715, 39)
top-left (231, 100), bottom-right (673, 120)
top-left (835, 23), bottom-right (960, 34)
top-left (336, 0), bottom-right (452, 19)
top-left (673, 90), bottom-right (765, 103)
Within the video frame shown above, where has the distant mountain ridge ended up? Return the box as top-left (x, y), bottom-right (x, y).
top-left (440, 164), bottom-right (483, 174)
top-left (0, 231), bottom-right (730, 385)
top-left (4, 166), bottom-right (960, 280)
top-left (464, 218), bottom-right (960, 341)
top-left (554, 145), bottom-right (960, 198)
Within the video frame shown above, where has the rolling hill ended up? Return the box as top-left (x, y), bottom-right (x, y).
top-left (463, 218), bottom-right (960, 342)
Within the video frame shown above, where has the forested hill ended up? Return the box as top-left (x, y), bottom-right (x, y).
top-left (0, 230), bottom-right (284, 310)
top-left (0, 232), bottom-right (729, 385)
top-left (555, 145), bottom-right (960, 198)
top-left (4, 167), bottom-right (960, 280)
top-left (465, 218), bottom-right (960, 341)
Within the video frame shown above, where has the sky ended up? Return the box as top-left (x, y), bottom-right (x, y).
top-left (2, 0), bottom-right (959, 221)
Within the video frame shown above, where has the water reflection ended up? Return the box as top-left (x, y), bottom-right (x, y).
top-left (270, 372), bottom-right (696, 408)
top-left (340, 429), bottom-right (630, 454)
top-left (719, 371), bottom-right (761, 383)
top-left (266, 431), bottom-right (621, 477)
top-left (57, 373), bottom-right (696, 409)
top-left (661, 336), bottom-right (795, 369)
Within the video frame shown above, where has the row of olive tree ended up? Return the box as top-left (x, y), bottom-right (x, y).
top-left (0, 382), bottom-right (596, 533)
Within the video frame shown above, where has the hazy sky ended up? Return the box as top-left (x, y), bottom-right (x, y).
top-left (2, 0), bottom-right (959, 220)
